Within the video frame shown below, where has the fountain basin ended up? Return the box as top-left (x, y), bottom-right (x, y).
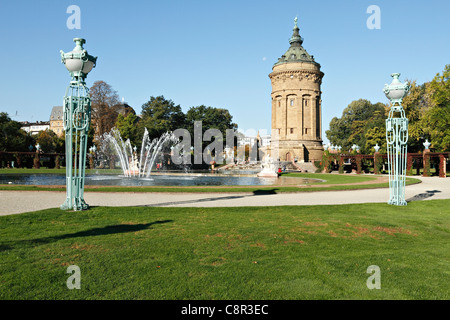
top-left (0, 173), bottom-right (323, 187)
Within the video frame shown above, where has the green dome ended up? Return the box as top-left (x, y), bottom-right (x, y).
top-left (274, 17), bottom-right (319, 67)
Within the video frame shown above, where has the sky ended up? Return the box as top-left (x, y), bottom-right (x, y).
top-left (0, 0), bottom-right (449, 144)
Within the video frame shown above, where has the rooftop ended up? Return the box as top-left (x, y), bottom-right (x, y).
top-left (274, 17), bottom-right (320, 67)
top-left (50, 106), bottom-right (63, 121)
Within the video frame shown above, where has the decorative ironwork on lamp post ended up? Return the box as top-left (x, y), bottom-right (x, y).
top-left (383, 73), bottom-right (410, 206)
top-left (60, 38), bottom-right (97, 211)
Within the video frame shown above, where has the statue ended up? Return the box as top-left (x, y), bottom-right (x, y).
top-left (257, 156), bottom-right (278, 177)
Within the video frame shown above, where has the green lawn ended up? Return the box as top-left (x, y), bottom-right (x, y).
top-left (280, 172), bottom-right (378, 184)
top-left (0, 200), bottom-right (448, 300)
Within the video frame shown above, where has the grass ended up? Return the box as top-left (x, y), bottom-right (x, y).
top-left (282, 171), bottom-right (444, 184)
top-left (0, 200), bottom-right (448, 300)
top-left (280, 172), bottom-right (378, 184)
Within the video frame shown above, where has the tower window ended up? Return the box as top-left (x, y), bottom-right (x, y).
top-left (290, 128), bottom-right (294, 134)
top-left (305, 128), bottom-right (308, 134)
top-left (304, 99), bottom-right (308, 107)
top-left (290, 99), bottom-right (294, 106)
top-left (278, 101), bottom-right (281, 107)
top-left (290, 54), bottom-right (296, 60)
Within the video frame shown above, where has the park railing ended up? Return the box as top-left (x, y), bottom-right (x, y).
top-left (323, 151), bottom-right (449, 178)
top-left (0, 151), bottom-right (65, 169)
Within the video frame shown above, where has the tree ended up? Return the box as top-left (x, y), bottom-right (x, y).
top-left (115, 113), bottom-right (140, 147)
top-left (326, 99), bottom-right (386, 153)
top-left (401, 80), bottom-right (431, 152)
top-left (423, 65), bottom-right (450, 151)
top-left (185, 105), bottom-right (237, 138)
top-left (0, 112), bottom-right (33, 152)
top-left (185, 105), bottom-right (238, 153)
top-left (90, 80), bottom-right (121, 140)
top-left (326, 66), bottom-right (449, 154)
top-left (35, 129), bottom-right (61, 153)
top-left (139, 95), bottom-right (186, 139)
top-left (364, 126), bottom-right (386, 154)
top-left (327, 117), bottom-right (349, 150)
top-left (401, 65), bottom-right (450, 152)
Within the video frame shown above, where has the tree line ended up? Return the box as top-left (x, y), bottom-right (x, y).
top-left (90, 81), bottom-right (237, 149)
top-left (0, 80), bottom-right (237, 154)
top-left (326, 65), bottom-right (450, 154)
top-left (0, 112), bottom-right (64, 154)
top-left (2, 65), bottom-right (448, 156)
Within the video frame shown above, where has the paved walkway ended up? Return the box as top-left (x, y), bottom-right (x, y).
top-left (0, 176), bottom-right (449, 215)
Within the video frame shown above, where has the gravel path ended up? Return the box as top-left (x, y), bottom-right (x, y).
top-left (0, 176), bottom-right (448, 216)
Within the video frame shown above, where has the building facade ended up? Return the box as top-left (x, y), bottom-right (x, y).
top-left (20, 121), bottom-right (50, 135)
top-left (268, 18), bottom-right (324, 162)
top-left (49, 106), bottom-right (64, 136)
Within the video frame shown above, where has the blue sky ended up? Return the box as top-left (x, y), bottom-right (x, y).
top-left (0, 0), bottom-right (449, 144)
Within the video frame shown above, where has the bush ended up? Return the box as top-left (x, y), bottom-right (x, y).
top-left (374, 153), bottom-right (383, 174)
top-left (338, 156), bottom-right (344, 174)
top-left (55, 155), bottom-right (61, 169)
top-left (321, 151), bottom-right (334, 173)
top-left (314, 160), bottom-right (323, 173)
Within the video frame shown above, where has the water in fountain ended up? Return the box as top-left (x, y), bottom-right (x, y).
top-left (100, 128), bottom-right (178, 177)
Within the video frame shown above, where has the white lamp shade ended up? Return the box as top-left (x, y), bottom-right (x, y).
top-left (386, 88), bottom-right (406, 100)
top-left (64, 58), bottom-right (83, 73)
top-left (65, 59), bottom-right (94, 74)
top-left (82, 60), bottom-right (94, 74)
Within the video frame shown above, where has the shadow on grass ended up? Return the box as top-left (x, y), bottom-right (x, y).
top-left (0, 220), bottom-right (173, 251)
top-left (138, 189), bottom-right (279, 207)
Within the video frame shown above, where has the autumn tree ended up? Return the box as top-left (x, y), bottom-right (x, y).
top-left (90, 80), bottom-right (121, 141)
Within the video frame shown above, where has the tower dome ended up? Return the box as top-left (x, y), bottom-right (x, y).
top-left (274, 17), bottom-right (319, 67)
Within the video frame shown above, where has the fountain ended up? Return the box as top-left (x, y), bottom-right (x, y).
top-left (257, 156), bottom-right (279, 177)
top-left (100, 128), bottom-right (178, 177)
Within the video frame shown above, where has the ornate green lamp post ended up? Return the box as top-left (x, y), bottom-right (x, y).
top-left (60, 38), bottom-right (97, 211)
top-left (383, 73), bottom-right (410, 206)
